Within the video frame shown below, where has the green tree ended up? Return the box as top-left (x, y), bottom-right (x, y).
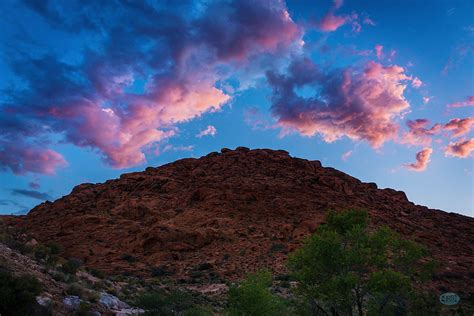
top-left (227, 270), bottom-right (288, 316)
top-left (288, 210), bottom-right (436, 316)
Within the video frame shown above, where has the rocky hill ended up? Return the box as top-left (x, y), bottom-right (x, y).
top-left (3, 147), bottom-right (473, 297)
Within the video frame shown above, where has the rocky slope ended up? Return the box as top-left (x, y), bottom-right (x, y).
top-left (3, 147), bottom-right (473, 297)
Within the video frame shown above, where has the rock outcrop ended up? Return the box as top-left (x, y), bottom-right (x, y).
top-left (4, 147), bottom-right (473, 296)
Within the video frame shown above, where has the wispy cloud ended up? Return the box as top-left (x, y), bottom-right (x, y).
top-left (196, 125), bottom-right (217, 138)
top-left (11, 189), bottom-right (52, 200)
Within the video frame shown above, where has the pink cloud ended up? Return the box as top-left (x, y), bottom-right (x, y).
top-left (411, 77), bottom-right (422, 88)
top-left (1, 0), bottom-right (302, 174)
top-left (444, 138), bottom-right (474, 158)
top-left (443, 117), bottom-right (474, 138)
top-left (196, 125), bottom-right (217, 138)
top-left (0, 144), bottom-right (66, 175)
top-left (447, 96), bottom-right (474, 108)
top-left (423, 97), bottom-right (431, 104)
top-left (401, 119), bottom-right (442, 146)
top-left (375, 44), bottom-right (383, 59)
top-left (268, 60), bottom-right (414, 148)
top-left (341, 150), bottom-right (353, 161)
top-left (405, 147), bottom-right (433, 172)
top-left (319, 13), bottom-right (347, 32)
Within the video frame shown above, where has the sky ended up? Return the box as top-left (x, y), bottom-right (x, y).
top-left (0, 0), bottom-right (472, 216)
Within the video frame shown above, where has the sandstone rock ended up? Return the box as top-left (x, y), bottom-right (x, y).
top-left (3, 147), bottom-right (473, 296)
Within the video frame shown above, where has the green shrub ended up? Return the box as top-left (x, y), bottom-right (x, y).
top-left (135, 289), bottom-right (197, 315)
top-left (66, 283), bottom-right (84, 297)
top-left (62, 258), bottom-right (82, 275)
top-left (288, 209), bottom-right (438, 315)
top-left (227, 270), bottom-right (288, 316)
top-left (34, 243), bottom-right (62, 266)
top-left (0, 270), bottom-right (42, 316)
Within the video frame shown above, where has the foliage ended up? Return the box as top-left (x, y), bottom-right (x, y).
top-left (0, 270), bottom-right (42, 316)
top-left (66, 282), bottom-right (84, 297)
top-left (62, 257), bottom-right (83, 275)
top-left (135, 289), bottom-right (199, 315)
top-left (227, 270), bottom-right (288, 316)
top-left (288, 209), bottom-right (437, 316)
top-left (34, 243), bottom-right (62, 266)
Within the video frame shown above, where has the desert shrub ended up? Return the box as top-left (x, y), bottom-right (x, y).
top-left (227, 270), bottom-right (288, 316)
top-left (66, 282), bottom-right (84, 297)
top-left (0, 270), bottom-right (42, 316)
top-left (34, 243), bottom-right (62, 266)
top-left (288, 209), bottom-right (438, 316)
top-left (62, 257), bottom-right (82, 275)
top-left (88, 267), bottom-right (106, 279)
top-left (135, 289), bottom-right (198, 315)
top-left (183, 306), bottom-right (213, 316)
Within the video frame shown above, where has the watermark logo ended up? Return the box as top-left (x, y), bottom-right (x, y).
top-left (439, 292), bottom-right (460, 306)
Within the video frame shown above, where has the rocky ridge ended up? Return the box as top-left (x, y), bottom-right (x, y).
top-left (3, 147), bottom-right (473, 297)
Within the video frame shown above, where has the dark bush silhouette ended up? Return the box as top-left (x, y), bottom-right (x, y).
top-left (0, 270), bottom-right (42, 316)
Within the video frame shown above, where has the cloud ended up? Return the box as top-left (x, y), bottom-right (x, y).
top-left (316, 2), bottom-right (373, 33)
top-left (401, 119), bottom-right (442, 146)
top-left (316, 0), bottom-right (347, 32)
top-left (1, 0), bottom-right (302, 174)
top-left (401, 117), bottom-right (473, 146)
top-left (444, 138), bottom-right (474, 158)
top-left (11, 189), bottom-right (52, 200)
top-left (341, 150), bottom-right (353, 161)
top-left (375, 45), bottom-right (383, 59)
top-left (0, 143), bottom-right (66, 175)
top-left (162, 144), bottom-right (194, 153)
top-left (443, 117), bottom-right (474, 138)
top-left (267, 59), bottom-right (416, 148)
top-left (319, 13), bottom-right (347, 32)
top-left (411, 77), bottom-right (422, 88)
top-left (447, 96), bottom-right (474, 108)
top-left (196, 125), bottom-right (217, 138)
top-left (29, 181), bottom-right (40, 190)
top-left (405, 147), bottom-right (433, 172)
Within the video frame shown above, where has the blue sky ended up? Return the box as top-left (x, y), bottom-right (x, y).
top-left (0, 0), bottom-right (472, 216)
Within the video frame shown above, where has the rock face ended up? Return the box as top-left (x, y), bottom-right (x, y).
top-left (5, 147), bottom-right (474, 295)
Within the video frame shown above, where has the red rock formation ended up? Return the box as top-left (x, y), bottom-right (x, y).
top-left (4, 147), bottom-right (473, 296)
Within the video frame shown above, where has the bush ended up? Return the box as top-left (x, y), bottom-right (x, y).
top-left (288, 209), bottom-right (438, 315)
top-left (0, 270), bottom-right (42, 316)
top-left (227, 270), bottom-right (288, 316)
top-left (135, 289), bottom-right (197, 315)
top-left (66, 283), bottom-right (84, 297)
top-left (34, 243), bottom-right (62, 266)
top-left (62, 258), bottom-right (82, 275)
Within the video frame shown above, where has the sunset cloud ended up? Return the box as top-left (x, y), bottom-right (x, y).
top-left (196, 125), bottom-right (217, 138)
top-left (447, 96), bottom-right (474, 108)
top-left (268, 59), bottom-right (414, 148)
top-left (401, 119), bottom-right (442, 146)
top-left (406, 147), bottom-right (433, 172)
top-left (0, 0), bottom-right (301, 174)
top-left (443, 117), bottom-right (474, 138)
top-left (375, 45), bottom-right (383, 59)
top-left (444, 138), bottom-right (474, 158)
top-left (341, 150), bottom-right (353, 161)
